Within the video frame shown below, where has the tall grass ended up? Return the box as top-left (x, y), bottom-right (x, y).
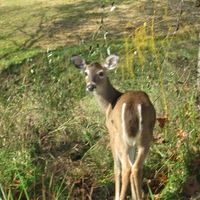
top-left (118, 3), bottom-right (200, 199)
top-left (0, 0), bottom-right (200, 199)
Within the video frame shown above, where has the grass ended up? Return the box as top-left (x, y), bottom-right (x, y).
top-left (1, 0), bottom-right (200, 199)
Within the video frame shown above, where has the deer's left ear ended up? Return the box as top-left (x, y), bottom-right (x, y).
top-left (104, 54), bottom-right (119, 70)
top-left (71, 55), bottom-right (87, 70)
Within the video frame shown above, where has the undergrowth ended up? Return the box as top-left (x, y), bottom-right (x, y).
top-left (0, 0), bottom-right (200, 199)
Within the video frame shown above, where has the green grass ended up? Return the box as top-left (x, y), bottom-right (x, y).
top-left (1, 0), bottom-right (200, 199)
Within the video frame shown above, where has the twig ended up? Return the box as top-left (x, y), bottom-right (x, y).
top-left (196, 33), bottom-right (200, 118)
top-left (197, 33), bottom-right (200, 90)
top-left (174, 0), bottom-right (184, 34)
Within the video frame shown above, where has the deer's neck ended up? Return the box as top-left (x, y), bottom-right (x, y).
top-left (93, 78), bottom-right (122, 113)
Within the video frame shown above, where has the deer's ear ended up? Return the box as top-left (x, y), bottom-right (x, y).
top-left (104, 54), bottom-right (119, 70)
top-left (71, 55), bottom-right (87, 70)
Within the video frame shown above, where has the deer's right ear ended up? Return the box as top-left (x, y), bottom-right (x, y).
top-left (71, 55), bottom-right (87, 70)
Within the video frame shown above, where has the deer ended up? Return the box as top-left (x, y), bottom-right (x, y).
top-left (71, 54), bottom-right (156, 200)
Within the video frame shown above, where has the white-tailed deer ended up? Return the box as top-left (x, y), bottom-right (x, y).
top-left (71, 54), bottom-right (156, 200)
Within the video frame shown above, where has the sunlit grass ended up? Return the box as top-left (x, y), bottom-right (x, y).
top-left (1, 0), bottom-right (200, 199)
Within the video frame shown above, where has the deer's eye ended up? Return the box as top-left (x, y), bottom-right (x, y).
top-left (85, 71), bottom-right (88, 76)
top-left (99, 71), bottom-right (104, 78)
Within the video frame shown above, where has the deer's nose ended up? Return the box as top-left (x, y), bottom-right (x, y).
top-left (87, 83), bottom-right (96, 92)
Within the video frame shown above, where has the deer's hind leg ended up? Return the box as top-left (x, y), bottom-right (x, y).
top-left (119, 147), bottom-right (135, 200)
top-left (130, 143), bottom-right (150, 200)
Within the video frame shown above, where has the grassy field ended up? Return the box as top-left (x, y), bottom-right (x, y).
top-left (1, 0), bottom-right (200, 199)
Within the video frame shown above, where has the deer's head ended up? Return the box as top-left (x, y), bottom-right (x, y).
top-left (71, 54), bottom-right (119, 93)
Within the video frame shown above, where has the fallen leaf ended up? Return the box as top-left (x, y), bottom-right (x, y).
top-left (173, 86), bottom-right (179, 93)
top-left (156, 172), bottom-right (167, 182)
top-left (181, 176), bottom-right (200, 197)
top-left (192, 146), bottom-right (199, 152)
top-left (148, 171), bottom-right (167, 194)
top-left (176, 82), bottom-right (192, 92)
top-left (177, 128), bottom-right (188, 140)
top-left (177, 81), bottom-right (184, 84)
top-left (13, 179), bottom-right (20, 185)
top-left (185, 103), bottom-right (189, 110)
top-left (156, 117), bottom-right (168, 128)
top-left (184, 87), bottom-right (192, 92)
top-left (153, 194), bottom-right (160, 200)
top-left (153, 132), bottom-right (166, 143)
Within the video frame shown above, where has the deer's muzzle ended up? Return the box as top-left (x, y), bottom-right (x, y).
top-left (87, 83), bottom-right (96, 92)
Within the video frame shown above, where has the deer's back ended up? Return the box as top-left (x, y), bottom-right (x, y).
top-left (106, 91), bottom-right (156, 147)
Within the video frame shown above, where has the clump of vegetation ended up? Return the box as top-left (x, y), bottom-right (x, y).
top-left (0, 0), bottom-right (200, 199)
